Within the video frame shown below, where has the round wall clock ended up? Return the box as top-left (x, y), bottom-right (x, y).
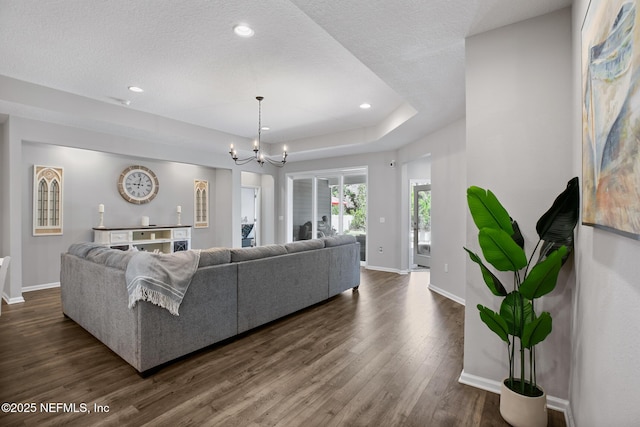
top-left (117, 165), bottom-right (159, 204)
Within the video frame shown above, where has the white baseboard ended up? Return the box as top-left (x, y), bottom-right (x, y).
top-left (2, 293), bottom-right (25, 304)
top-left (365, 265), bottom-right (409, 275)
top-left (428, 283), bottom-right (465, 306)
top-left (23, 281), bottom-right (60, 293)
top-left (2, 282), bottom-right (61, 306)
top-left (458, 370), bottom-right (573, 426)
top-left (458, 370), bottom-right (500, 393)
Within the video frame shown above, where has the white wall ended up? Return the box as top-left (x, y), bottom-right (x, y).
top-left (463, 8), bottom-right (573, 403)
top-left (570, 1), bottom-right (640, 425)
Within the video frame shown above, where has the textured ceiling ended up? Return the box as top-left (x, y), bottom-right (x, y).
top-left (0, 0), bottom-right (571, 162)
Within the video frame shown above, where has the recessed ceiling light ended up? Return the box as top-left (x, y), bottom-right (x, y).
top-left (233, 24), bottom-right (254, 37)
top-left (360, 103), bottom-right (371, 109)
top-left (128, 86), bottom-right (144, 93)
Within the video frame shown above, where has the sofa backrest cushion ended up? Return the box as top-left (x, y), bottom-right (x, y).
top-left (323, 234), bottom-right (357, 247)
top-left (284, 239), bottom-right (325, 254)
top-left (67, 242), bottom-right (133, 270)
top-left (230, 244), bottom-right (287, 262)
top-left (87, 248), bottom-right (134, 270)
top-left (198, 248), bottom-right (231, 267)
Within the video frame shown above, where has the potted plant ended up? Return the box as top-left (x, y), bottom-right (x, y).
top-left (464, 177), bottom-right (579, 427)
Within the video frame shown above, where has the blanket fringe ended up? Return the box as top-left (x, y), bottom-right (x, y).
top-left (128, 285), bottom-right (181, 316)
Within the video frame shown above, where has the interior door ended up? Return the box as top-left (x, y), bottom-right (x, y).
top-left (413, 184), bottom-right (431, 268)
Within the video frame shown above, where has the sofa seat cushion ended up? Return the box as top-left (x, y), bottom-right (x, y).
top-left (198, 248), bottom-right (231, 267)
top-left (323, 234), bottom-right (357, 247)
top-left (230, 244), bottom-right (287, 262)
top-left (284, 239), bottom-right (325, 254)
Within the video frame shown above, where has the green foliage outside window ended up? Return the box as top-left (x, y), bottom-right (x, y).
top-left (411, 186), bottom-right (431, 231)
top-left (331, 184), bottom-right (367, 232)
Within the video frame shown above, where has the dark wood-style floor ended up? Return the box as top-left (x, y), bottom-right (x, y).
top-left (0, 269), bottom-right (566, 426)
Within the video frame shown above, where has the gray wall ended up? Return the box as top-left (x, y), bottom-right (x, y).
top-left (464, 8), bottom-right (573, 402)
top-left (0, 120), bottom-right (6, 255)
top-left (570, 1), bottom-right (640, 425)
top-left (399, 119), bottom-right (466, 302)
top-left (1, 115), bottom-right (274, 299)
top-left (21, 142), bottom-right (220, 287)
top-left (279, 119), bottom-right (466, 305)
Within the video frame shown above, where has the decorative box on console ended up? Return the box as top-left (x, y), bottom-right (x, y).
top-left (93, 225), bottom-right (191, 253)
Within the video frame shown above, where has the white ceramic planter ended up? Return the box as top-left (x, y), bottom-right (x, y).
top-left (500, 380), bottom-right (547, 427)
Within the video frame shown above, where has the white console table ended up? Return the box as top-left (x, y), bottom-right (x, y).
top-left (93, 225), bottom-right (191, 253)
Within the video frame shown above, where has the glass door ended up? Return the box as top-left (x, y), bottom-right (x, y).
top-left (413, 184), bottom-right (431, 268)
top-left (292, 178), bottom-right (313, 241)
top-left (288, 169), bottom-right (367, 262)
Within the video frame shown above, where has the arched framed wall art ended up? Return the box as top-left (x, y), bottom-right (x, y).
top-left (194, 179), bottom-right (209, 228)
top-left (33, 165), bottom-right (64, 236)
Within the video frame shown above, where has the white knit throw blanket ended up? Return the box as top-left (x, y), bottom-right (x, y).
top-left (125, 249), bottom-right (201, 316)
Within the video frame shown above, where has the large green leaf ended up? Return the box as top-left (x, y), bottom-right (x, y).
top-left (478, 304), bottom-right (510, 343)
top-left (522, 312), bottom-right (552, 348)
top-left (538, 237), bottom-right (573, 265)
top-left (464, 247), bottom-right (507, 296)
top-left (511, 219), bottom-right (525, 250)
top-left (478, 228), bottom-right (528, 272)
top-left (500, 291), bottom-right (534, 337)
top-left (536, 177), bottom-right (579, 248)
top-left (520, 246), bottom-right (567, 300)
top-left (467, 186), bottom-right (513, 235)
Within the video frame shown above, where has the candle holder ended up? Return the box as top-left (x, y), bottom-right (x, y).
top-left (97, 211), bottom-right (105, 228)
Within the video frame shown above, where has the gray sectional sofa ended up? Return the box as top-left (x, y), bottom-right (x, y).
top-left (60, 235), bottom-right (360, 374)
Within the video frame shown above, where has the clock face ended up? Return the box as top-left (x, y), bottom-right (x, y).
top-left (118, 165), bottom-right (159, 204)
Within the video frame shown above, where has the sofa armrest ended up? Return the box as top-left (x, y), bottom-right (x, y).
top-left (61, 253), bottom-right (141, 370)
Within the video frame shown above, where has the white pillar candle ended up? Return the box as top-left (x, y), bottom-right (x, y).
top-left (176, 205), bottom-right (182, 213)
top-left (98, 204), bottom-right (104, 213)
top-left (141, 216), bottom-right (150, 226)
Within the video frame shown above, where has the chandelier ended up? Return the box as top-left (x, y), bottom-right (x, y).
top-left (229, 96), bottom-right (287, 167)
